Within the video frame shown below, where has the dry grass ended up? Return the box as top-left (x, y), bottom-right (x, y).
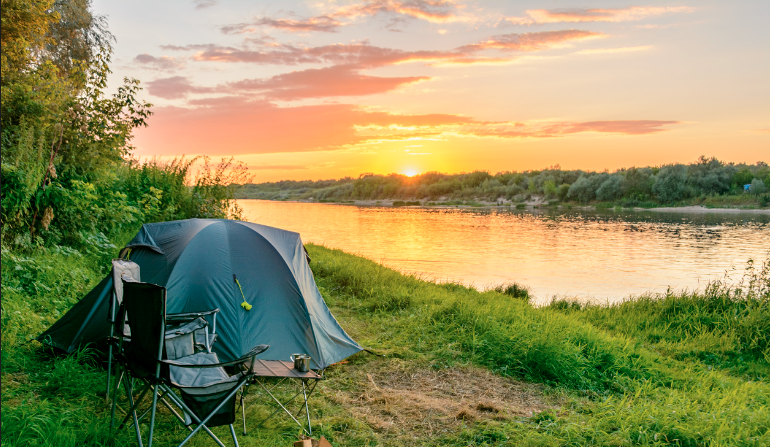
top-left (325, 358), bottom-right (557, 442)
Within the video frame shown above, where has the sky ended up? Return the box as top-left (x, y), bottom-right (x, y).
top-left (94, 0), bottom-right (769, 182)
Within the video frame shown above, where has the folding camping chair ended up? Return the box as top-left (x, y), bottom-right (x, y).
top-left (110, 280), bottom-right (269, 447)
top-left (105, 259), bottom-right (221, 400)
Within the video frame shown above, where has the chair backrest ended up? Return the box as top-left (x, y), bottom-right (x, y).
top-left (122, 280), bottom-right (166, 377)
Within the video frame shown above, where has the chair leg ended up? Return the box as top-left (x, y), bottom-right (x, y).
top-left (302, 380), bottom-right (311, 436)
top-left (230, 424), bottom-right (240, 447)
top-left (241, 388), bottom-right (247, 435)
top-left (148, 383), bottom-right (159, 447)
top-left (119, 382), bottom-right (151, 430)
top-left (110, 367), bottom-right (125, 430)
top-left (106, 343), bottom-right (113, 402)
top-left (125, 377), bottom-right (145, 447)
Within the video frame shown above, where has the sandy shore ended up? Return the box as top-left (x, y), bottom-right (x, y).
top-left (249, 199), bottom-right (770, 214)
top-left (642, 205), bottom-right (770, 214)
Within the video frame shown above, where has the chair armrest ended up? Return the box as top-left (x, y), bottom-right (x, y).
top-left (161, 344), bottom-right (269, 370)
top-left (166, 309), bottom-right (220, 322)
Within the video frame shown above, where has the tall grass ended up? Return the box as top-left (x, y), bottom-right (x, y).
top-left (548, 257), bottom-right (770, 377)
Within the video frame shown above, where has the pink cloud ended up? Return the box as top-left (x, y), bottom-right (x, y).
top-left (228, 65), bottom-right (429, 99)
top-left (132, 98), bottom-right (681, 157)
top-left (145, 76), bottom-right (221, 99)
top-left (134, 54), bottom-right (185, 70)
top-left (558, 120), bottom-right (680, 135)
top-left (507, 6), bottom-right (695, 25)
top-left (458, 30), bottom-right (603, 53)
top-left (190, 42), bottom-right (457, 67)
top-left (131, 101), bottom-right (476, 156)
top-left (145, 66), bottom-right (429, 101)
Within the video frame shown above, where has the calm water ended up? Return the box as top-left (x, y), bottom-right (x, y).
top-left (239, 200), bottom-right (770, 303)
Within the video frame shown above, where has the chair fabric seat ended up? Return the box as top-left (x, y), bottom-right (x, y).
top-left (169, 352), bottom-right (243, 427)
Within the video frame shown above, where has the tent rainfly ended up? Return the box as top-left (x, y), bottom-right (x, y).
top-left (37, 219), bottom-right (363, 369)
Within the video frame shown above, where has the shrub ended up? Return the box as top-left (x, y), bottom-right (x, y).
top-left (750, 179), bottom-right (767, 195)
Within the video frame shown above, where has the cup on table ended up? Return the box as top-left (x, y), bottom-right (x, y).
top-left (290, 354), bottom-right (311, 372)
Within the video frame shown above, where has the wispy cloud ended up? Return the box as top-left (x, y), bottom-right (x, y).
top-left (246, 164), bottom-right (309, 170)
top-left (193, 0), bottom-right (217, 10)
top-left (221, 16), bottom-right (344, 34)
top-left (331, 0), bottom-right (465, 23)
top-left (219, 0), bottom-right (468, 35)
top-left (134, 54), bottom-right (185, 70)
top-left (457, 30), bottom-right (603, 53)
top-left (182, 29), bottom-right (603, 69)
top-left (506, 6), bottom-right (695, 25)
top-left (149, 29), bottom-right (618, 102)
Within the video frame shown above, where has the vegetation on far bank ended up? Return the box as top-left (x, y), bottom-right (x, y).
top-left (236, 158), bottom-right (770, 209)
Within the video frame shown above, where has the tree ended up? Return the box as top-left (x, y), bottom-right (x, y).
top-left (596, 175), bottom-right (625, 201)
top-left (652, 164), bottom-right (688, 202)
top-left (567, 175), bottom-right (594, 203)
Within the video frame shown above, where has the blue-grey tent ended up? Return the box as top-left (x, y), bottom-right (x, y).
top-left (37, 219), bottom-right (363, 369)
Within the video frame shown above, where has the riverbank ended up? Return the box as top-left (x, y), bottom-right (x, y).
top-left (3, 243), bottom-right (769, 445)
top-left (256, 197), bottom-right (770, 214)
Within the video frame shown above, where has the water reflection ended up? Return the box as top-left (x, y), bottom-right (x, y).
top-left (239, 200), bottom-right (770, 303)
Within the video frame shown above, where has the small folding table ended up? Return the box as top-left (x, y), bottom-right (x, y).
top-left (241, 360), bottom-right (323, 436)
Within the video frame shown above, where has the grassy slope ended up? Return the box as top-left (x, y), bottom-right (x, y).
top-left (2, 244), bottom-right (769, 446)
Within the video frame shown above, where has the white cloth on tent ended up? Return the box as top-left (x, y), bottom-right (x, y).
top-left (112, 259), bottom-right (140, 304)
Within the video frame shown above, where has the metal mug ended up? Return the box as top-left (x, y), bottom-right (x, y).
top-left (290, 354), bottom-right (311, 372)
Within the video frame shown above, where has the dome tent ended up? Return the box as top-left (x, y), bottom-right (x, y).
top-left (37, 219), bottom-right (363, 369)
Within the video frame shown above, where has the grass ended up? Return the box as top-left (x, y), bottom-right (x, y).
top-left (2, 242), bottom-right (769, 446)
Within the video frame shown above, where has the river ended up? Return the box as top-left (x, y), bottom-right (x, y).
top-left (239, 200), bottom-right (770, 304)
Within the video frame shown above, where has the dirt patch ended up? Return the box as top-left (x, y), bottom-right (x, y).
top-left (326, 359), bottom-right (557, 440)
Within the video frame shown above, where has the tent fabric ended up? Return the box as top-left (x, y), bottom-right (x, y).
top-left (37, 218), bottom-right (363, 369)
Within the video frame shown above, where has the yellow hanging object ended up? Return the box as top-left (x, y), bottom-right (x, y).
top-left (236, 278), bottom-right (252, 311)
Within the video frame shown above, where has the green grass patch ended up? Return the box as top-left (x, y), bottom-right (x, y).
top-left (3, 242), bottom-right (769, 446)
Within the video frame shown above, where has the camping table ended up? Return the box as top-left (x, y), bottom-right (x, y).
top-left (241, 360), bottom-right (323, 436)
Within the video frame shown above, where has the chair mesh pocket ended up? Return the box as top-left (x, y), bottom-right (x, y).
top-left (180, 389), bottom-right (237, 427)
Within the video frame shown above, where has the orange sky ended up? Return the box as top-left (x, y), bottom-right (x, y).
top-left (95, 0), bottom-right (769, 181)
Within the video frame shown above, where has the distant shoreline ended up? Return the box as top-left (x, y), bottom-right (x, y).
top-left (237, 198), bottom-right (770, 214)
